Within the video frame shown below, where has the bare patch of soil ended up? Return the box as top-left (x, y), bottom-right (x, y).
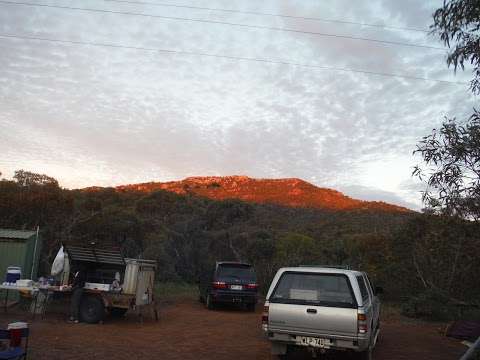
top-left (0, 300), bottom-right (465, 359)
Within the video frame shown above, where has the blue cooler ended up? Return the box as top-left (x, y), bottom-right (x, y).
top-left (6, 266), bottom-right (22, 284)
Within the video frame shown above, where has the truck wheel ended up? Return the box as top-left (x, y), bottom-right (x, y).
top-left (358, 342), bottom-right (373, 360)
top-left (110, 307), bottom-right (128, 317)
top-left (276, 345), bottom-right (292, 360)
top-left (80, 296), bottom-right (105, 324)
top-left (206, 294), bottom-right (215, 310)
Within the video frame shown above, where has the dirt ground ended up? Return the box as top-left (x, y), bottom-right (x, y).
top-left (0, 299), bottom-right (466, 359)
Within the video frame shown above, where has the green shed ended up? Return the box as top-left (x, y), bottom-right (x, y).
top-left (0, 228), bottom-right (42, 283)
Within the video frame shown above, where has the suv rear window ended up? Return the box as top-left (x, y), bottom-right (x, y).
top-left (356, 276), bottom-right (369, 302)
top-left (270, 272), bottom-right (356, 308)
top-left (216, 264), bottom-right (256, 282)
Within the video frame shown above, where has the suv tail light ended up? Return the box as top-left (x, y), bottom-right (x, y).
top-left (357, 312), bottom-right (368, 334)
top-left (262, 305), bottom-right (269, 327)
top-left (246, 283), bottom-right (258, 290)
top-left (212, 281), bottom-right (227, 289)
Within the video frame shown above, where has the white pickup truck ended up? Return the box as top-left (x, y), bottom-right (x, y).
top-left (262, 266), bottom-right (381, 359)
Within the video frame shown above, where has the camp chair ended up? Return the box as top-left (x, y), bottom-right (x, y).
top-left (0, 328), bottom-right (29, 360)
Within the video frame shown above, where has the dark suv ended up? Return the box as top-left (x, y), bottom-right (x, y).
top-left (199, 261), bottom-right (258, 311)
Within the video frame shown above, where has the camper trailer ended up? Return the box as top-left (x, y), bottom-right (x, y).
top-left (51, 245), bottom-right (157, 323)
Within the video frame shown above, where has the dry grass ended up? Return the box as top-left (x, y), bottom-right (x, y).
top-left (155, 282), bottom-right (199, 303)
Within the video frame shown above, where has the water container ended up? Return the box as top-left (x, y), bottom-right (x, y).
top-left (6, 266), bottom-right (22, 284)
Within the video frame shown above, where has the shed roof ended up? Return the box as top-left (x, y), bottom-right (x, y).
top-left (0, 229), bottom-right (37, 240)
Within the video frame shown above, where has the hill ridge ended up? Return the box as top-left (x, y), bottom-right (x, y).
top-left (99, 175), bottom-right (412, 213)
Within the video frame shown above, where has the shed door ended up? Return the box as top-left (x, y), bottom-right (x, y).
top-left (0, 240), bottom-right (26, 280)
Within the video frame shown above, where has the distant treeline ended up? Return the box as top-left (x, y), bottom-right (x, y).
top-left (1, 170), bottom-right (479, 320)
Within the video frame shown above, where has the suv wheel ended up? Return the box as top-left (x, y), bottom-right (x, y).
top-left (206, 294), bottom-right (215, 310)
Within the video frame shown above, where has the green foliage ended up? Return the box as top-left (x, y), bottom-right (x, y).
top-left (401, 288), bottom-right (453, 321)
top-left (432, 0), bottom-right (480, 94)
top-left (414, 114), bottom-right (480, 219)
top-left (154, 281), bottom-right (198, 302)
top-left (13, 169), bottom-right (59, 187)
top-left (415, 0), bottom-right (480, 219)
top-left (1, 170), bottom-right (480, 317)
top-left (275, 232), bottom-right (317, 267)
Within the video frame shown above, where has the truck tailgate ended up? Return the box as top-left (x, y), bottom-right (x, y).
top-left (269, 303), bottom-right (358, 337)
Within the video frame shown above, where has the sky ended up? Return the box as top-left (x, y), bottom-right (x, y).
top-left (0, 0), bottom-right (477, 210)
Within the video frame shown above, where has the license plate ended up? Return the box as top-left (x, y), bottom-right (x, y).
top-left (230, 285), bottom-right (243, 290)
top-left (298, 337), bottom-right (331, 348)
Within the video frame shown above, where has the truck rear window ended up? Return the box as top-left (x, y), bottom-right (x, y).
top-left (216, 264), bottom-right (256, 282)
top-left (270, 272), bottom-right (356, 308)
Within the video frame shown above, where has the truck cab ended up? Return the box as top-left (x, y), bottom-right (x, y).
top-left (262, 266), bottom-right (381, 359)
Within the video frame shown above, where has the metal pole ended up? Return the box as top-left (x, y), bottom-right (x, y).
top-left (460, 337), bottom-right (480, 360)
top-left (31, 226), bottom-right (39, 279)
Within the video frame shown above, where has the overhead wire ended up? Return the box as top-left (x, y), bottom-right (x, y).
top-left (99, 0), bottom-right (429, 34)
top-left (0, 0), bottom-right (444, 51)
top-left (0, 33), bottom-right (467, 86)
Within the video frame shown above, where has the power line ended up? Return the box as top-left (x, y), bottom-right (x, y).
top-left (99, 0), bottom-right (429, 34)
top-left (0, 33), bottom-right (467, 86)
top-left (0, 0), bottom-right (443, 51)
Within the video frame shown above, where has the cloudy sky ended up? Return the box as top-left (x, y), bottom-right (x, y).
top-left (0, 0), bottom-right (477, 209)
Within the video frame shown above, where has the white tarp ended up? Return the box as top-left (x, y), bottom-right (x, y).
top-left (51, 246), bottom-right (65, 276)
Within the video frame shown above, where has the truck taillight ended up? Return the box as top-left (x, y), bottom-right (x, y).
top-left (246, 283), bottom-right (258, 290)
top-left (357, 312), bottom-right (368, 334)
top-left (212, 281), bottom-right (227, 289)
top-left (262, 305), bottom-right (269, 325)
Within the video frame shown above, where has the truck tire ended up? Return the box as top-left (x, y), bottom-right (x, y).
top-left (80, 296), bottom-right (105, 324)
top-left (275, 345), bottom-right (292, 360)
top-left (206, 294), bottom-right (215, 310)
top-left (358, 340), bottom-right (373, 360)
top-left (110, 307), bottom-right (128, 317)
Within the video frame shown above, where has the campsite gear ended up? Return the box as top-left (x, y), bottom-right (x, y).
top-left (84, 283), bottom-right (111, 291)
top-left (51, 246), bottom-right (65, 276)
top-left (5, 267), bottom-right (21, 285)
top-left (123, 259), bottom-right (156, 305)
top-left (15, 280), bottom-right (33, 288)
top-left (7, 323), bottom-right (27, 348)
top-left (446, 320), bottom-right (480, 342)
top-left (0, 324), bottom-right (29, 360)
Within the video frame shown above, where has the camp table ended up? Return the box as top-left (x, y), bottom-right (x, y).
top-left (0, 284), bottom-right (36, 313)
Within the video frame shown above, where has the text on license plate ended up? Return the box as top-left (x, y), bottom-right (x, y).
top-left (298, 337), bottom-right (331, 348)
top-left (230, 285), bottom-right (243, 290)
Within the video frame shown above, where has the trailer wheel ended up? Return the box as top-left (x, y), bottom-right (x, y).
top-left (80, 296), bottom-right (105, 324)
top-left (110, 307), bottom-right (128, 317)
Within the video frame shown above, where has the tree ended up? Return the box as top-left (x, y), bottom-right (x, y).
top-left (13, 170), bottom-right (59, 187)
top-left (432, 0), bottom-right (480, 94)
top-left (414, 114), bottom-right (480, 219)
top-left (415, 0), bottom-right (480, 218)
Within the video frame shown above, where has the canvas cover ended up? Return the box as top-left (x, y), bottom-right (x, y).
top-left (446, 320), bottom-right (480, 342)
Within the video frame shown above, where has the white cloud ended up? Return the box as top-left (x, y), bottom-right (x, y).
top-left (0, 0), bottom-right (477, 208)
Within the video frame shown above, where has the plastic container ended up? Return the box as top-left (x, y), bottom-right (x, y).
top-left (7, 322), bottom-right (27, 347)
top-left (6, 267), bottom-right (21, 284)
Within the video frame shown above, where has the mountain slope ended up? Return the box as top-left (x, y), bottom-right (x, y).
top-left (112, 176), bottom-right (411, 212)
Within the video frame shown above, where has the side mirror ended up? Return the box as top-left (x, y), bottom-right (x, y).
top-left (374, 286), bottom-right (384, 295)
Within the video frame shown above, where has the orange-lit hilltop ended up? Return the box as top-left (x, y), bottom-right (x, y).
top-left (113, 176), bottom-right (411, 213)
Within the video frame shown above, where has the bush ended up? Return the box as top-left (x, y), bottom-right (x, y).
top-left (401, 288), bottom-right (456, 321)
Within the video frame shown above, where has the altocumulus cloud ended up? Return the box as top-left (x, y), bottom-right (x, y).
top-left (0, 0), bottom-right (477, 209)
